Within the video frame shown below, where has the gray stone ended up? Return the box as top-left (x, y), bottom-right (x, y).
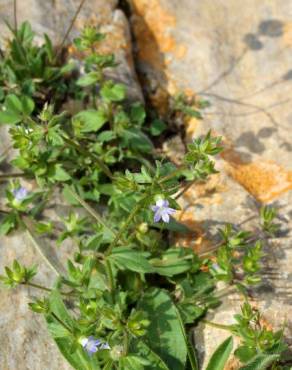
top-left (129, 0), bottom-right (292, 367)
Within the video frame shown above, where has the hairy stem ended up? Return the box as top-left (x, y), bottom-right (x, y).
top-left (63, 136), bottom-right (113, 179)
top-left (105, 197), bottom-right (147, 256)
top-left (66, 187), bottom-right (117, 238)
top-left (105, 259), bottom-right (115, 303)
top-left (22, 281), bottom-right (75, 296)
top-left (51, 312), bottom-right (73, 333)
top-left (202, 319), bottom-right (233, 331)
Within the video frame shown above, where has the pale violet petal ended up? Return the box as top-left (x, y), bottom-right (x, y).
top-left (166, 207), bottom-right (176, 214)
top-left (162, 212), bottom-right (170, 223)
top-left (163, 200), bottom-right (169, 207)
top-left (156, 199), bottom-right (165, 207)
top-left (154, 211), bottom-right (161, 222)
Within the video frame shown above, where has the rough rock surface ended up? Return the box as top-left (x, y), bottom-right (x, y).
top-left (129, 0), bottom-right (292, 367)
top-left (0, 0), bottom-right (291, 369)
top-left (0, 1), bottom-right (140, 369)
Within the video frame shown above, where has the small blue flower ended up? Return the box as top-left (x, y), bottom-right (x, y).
top-left (13, 187), bottom-right (28, 202)
top-left (79, 336), bottom-right (110, 355)
top-left (99, 342), bottom-right (111, 350)
top-left (80, 336), bottom-right (101, 355)
top-left (151, 199), bottom-right (176, 223)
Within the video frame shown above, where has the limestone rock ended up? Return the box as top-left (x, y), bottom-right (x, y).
top-left (129, 0), bottom-right (292, 367)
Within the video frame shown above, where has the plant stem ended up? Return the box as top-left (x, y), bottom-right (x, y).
top-left (105, 259), bottom-right (115, 303)
top-left (123, 330), bottom-right (129, 355)
top-left (22, 281), bottom-right (75, 296)
top-left (24, 281), bottom-right (52, 292)
top-left (202, 320), bottom-right (233, 331)
top-left (214, 285), bottom-right (236, 299)
top-left (175, 180), bottom-right (195, 200)
top-left (56, 0), bottom-right (87, 60)
top-left (0, 172), bottom-right (25, 180)
top-left (13, 0), bottom-right (17, 31)
top-left (105, 197), bottom-right (147, 256)
top-left (51, 312), bottom-right (73, 333)
top-left (175, 306), bottom-right (199, 370)
top-left (0, 144), bottom-right (12, 158)
top-left (66, 187), bottom-right (117, 238)
top-left (24, 222), bottom-right (61, 277)
top-left (63, 136), bottom-right (113, 179)
top-left (159, 165), bottom-right (187, 184)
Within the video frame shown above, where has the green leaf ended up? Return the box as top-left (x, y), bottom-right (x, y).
top-left (48, 322), bottom-right (71, 338)
top-left (131, 340), bottom-right (170, 370)
top-left (97, 130), bottom-right (116, 142)
top-left (0, 213), bottom-right (17, 235)
top-left (151, 248), bottom-right (192, 277)
top-left (150, 119), bottom-right (167, 136)
top-left (122, 128), bottom-right (154, 153)
top-left (77, 72), bottom-right (100, 87)
top-left (100, 82), bottom-right (126, 102)
top-left (109, 247), bottom-right (154, 273)
top-left (0, 109), bottom-right (21, 124)
top-left (0, 94), bottom-right (34, 124)
top-left (44, 33), bottom-right (54, 62)
top-left (5, 94), bottom-right (22, 113)
top-left (53, 164), bottom-right (71, 181)
top-left (21, 95), bottom-right (35, 116)
top-left (62, 186), bottom-right (80, 205)
top-left (138, 288), bottom-right (187, 370)
top-left (48, 290), bottom-right (75, 328)
top-left (47, 291), bottom-right (100, 370)
top-left (119, 355), bottom-right (150, 370)
top-left (239, 354), bottom-right (280, 370)
top-left (205, 336), bottom-right (233, 370)
top-left (234, 346), bottom-right (257, 363)
top-left (177, 303), bottom-right (205, 324)
top-left (73, 110), bottom-right (108, 132)
top-left (156, 218), bottom-right (191, 233)
top-left (130, 103), bottom-right (146, 126)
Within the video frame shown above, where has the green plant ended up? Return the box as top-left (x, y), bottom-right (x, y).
top-left (260, 205), bottom-right (280, 236)
top-left (0, 21), bottom-right (75, 108)
top-left (0, 21), bottom-right (289, 370)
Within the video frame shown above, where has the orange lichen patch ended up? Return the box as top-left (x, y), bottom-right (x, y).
top-left (185, 116), bottom-right (200, 137)
top-left (148, 86), bottom-right (169, 115)
top-left (174, 211), bottom-right (212, 253)
top-left (260, 317), bottom-right (274, 331)
top-left (225, 358), bottom-right (241, 370)
top-left (131, 0), bottom-right (186, 70)
top-left (175, 44), bottom-right (187, 59)
top-left (222, 148), bottom-right (292, 203)
top-left (182, 174), bottom-right (227, 206)
top-left (282, 22), bottom-right (292, 47)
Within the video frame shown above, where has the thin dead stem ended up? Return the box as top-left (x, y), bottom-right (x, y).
top-left (13, 0), bottom-right (17, 32)
top-left (56, 0), bottom-right (87, 59)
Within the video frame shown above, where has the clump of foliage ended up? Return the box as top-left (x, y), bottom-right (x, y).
top-left (0, 21), bottom-right (289, 370)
